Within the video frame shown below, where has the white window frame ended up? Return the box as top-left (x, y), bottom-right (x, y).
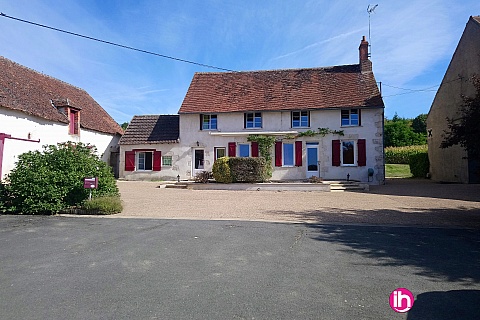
top-left (214, 147), bottom-right (226, 160)
top-left (162, 155), bottom-right (173, 166)
top-left (341, 109), bottom-right (360, 126)
top-left (201, 114), bottom-right (218, 130)
top-left (137, 151), bottom-right (153, 171)
top-left (341, 140), bottom-right (357, 166)
top-left (283, 143), bottom-right (295, 167)
top-left (245, 112), bottom-right (262, 128)
top-left (291, 111), bottom-right (310, 128)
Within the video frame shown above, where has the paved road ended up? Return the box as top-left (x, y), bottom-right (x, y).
top-left (1, 215), bottom-right (479, 319)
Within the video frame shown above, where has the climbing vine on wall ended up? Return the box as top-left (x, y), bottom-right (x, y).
top-left (247, 135), bottom-right (276, 178)
top-left (297, 128), bottom-right (344, 137)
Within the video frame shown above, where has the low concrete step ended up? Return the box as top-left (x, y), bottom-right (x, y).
top-left (165, 184), bottom-right (188, 189)
top-left (328, 181), bottom-right (368, 192)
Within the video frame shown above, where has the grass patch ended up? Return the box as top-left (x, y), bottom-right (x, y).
top-left (386, 164), bottom-right (412, 178)
top-left (81, 196), bottom-right (123, 215)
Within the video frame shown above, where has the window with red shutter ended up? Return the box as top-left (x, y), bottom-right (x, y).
top-left (295, 141), bottom-right (302, 166)
top-left (251, 142), bottom-right (259, 157)
top-left (275, 141), bottom-right (282, 167)
top-left (228, 142), bottom-right (236, 157)
top-left (332, 140), bottom-right (341, 166)
top-left (153, 151), bottom-right (162, 171)
top-left (357, 139), bottom-right (366, 166)
top-left (125, 151), bottom-right (135, 171)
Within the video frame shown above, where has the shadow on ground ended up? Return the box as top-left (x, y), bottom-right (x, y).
top-left (370, 178), bottom-right (480, 202)
top-left (304, 222), bottom-right (480, 284)
top-left (407, 290), bottom-right (480, 320)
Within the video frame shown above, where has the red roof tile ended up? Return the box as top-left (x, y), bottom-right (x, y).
top-left (0, 56), bottom-right (123, 135)
top-left (179, 64), bottom-right (384, 114)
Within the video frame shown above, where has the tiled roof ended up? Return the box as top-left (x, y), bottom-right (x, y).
top-left (472, 16), bottom-right (480, 24)
top-left (0, 56), bottom-right (123, 135)
top-left (179, 64), bottom-right (384, 114)
top-left (119, 115), bottom-right (179, 145)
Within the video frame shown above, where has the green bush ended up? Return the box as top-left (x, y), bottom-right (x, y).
top-left (409, 152), bottom-right (430, 178)
top-left (2, 142), bottom-right (119, 214)
top-left (229, 157), bottom-right (268, 183)
top-left (81, 196), bottom-right (123, 215)
top-left (212, 157), bottom-right (233, 183)
top-left (385, 145), bottom-right (428, 164)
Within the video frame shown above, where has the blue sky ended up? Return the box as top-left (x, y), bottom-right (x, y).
top-left (1, 1), bottom-right (479, 124)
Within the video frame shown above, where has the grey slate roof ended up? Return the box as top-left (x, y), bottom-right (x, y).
top-left (119, 115), bottom-right (179, 145)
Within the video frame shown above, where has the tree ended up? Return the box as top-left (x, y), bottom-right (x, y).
top-left (0, 142), bottom-right (118, 214)
top-left (121, 122), bottom-right (129, 130)
top-left (441, 75), bottom-right (480, 160)
top-left (412, 113), bottom-right (427, 134)
top-left (384, 114), bottom-right (426, 147)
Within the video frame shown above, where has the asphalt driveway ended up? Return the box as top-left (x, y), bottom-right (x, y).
top-left (1, 216), bottom-right (479, 319)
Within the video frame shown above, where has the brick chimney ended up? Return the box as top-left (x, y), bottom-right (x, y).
top-left (359, 36), bottom-right (372, 72)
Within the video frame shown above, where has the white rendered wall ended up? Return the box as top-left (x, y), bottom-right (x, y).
top-left (1, 108), bottom-right (120, 179)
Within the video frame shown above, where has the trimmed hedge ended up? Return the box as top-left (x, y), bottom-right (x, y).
top-left (212, 157), bottom-right (233, 183)
top-left (385, 145), bottom-right (428, 164)
top-left (212, 157), bottom-right (268, 183)
top-left (409, 152), bottom-right (430, 178)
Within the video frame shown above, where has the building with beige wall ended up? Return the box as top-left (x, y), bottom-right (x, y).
top-left (427, 16), bottom-right (480, 183)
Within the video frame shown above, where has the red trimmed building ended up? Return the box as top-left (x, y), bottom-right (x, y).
top-left (0, 56), bottom-right (123, 180)
top-left (120, 37), bottom-right (385, 183)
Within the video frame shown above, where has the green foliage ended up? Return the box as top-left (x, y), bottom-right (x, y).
top-left (2, 142), bottom-right (118, 214)
top-left (229, 157), bottom-right (268, 183)
top-left (385, 145), bottom-right (428, 164)
top-left (409, 152), bottom-right (430, 178)
top-left (412, 114), bottom-right (427, 134)
top-left (297, 128), bottom-right (344, 137)
top-left (247, 135), bottom-right (275, 178)
top-left (212, 157), bottom-right (233, 183)
top-left (441, 75), bottom-right (480, 161)
top-left (384, 114), bottom-right (427, 147)
top-left (120, 122), bottom-right (129, 130)
top-left (81, 196), bottom-right (123, 214)
top-left (194, 171), bottom-right (213, 183)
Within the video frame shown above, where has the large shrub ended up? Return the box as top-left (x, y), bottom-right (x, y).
top-left (212, 157), bottom-right (268, 183)
top-left (385, 145), bottom-right (428, 164)
top-left (81, 196), bottom-right (123, 215)
top-left (409, 152), bottom-right (430, 178)
top-left (229, 157), bottom-right (268, 183)
top-left (2, 142), bottom-right (118, 214)
top-left (212, 157), bottom-right (233, 183)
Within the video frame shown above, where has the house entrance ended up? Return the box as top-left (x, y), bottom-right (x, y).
top-left (193, 149), bottom-right (205, 176)
top-left (306, 142), bottom-right (319, 178)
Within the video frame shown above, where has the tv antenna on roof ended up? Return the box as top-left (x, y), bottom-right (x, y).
top-left (367, 4), bottom-right (378, 58)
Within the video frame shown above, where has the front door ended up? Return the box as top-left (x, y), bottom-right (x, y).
top-left (306, 142), bottom-right (319, 178)
top-left (193, 149), bottom-right (205, 176)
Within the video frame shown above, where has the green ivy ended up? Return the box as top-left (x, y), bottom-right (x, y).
top-left (247, 135), bottom-right (276, 178)
top-left (297, 128), bottom-right (344, 137)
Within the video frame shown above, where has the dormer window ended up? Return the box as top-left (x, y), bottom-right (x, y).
top-left (69, 108), bottom-right (80, 135)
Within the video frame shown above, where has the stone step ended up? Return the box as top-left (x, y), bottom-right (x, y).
top-left (165, 184), bottom-right (188, 189)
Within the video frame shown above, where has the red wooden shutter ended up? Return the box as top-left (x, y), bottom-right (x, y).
top-left (228, 142), bottom-right (236, 157)
top-left (251, 142), bottom-right (259, 157)
top-left (332, 140), bottom-right (341, 166)
top-left (275, 141), bottom-right (282, 167)
top-left (125, 151), bottom-right (135, 171)
top-left (153, 151), bottom-right (162, 171)
top-left (357, 139), bottom-right (366, 166)
top-left (295, 141), bottom-right (302, 166)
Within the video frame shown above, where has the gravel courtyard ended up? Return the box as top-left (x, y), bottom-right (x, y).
top-left (116, 179), bottom-right (480, 228)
